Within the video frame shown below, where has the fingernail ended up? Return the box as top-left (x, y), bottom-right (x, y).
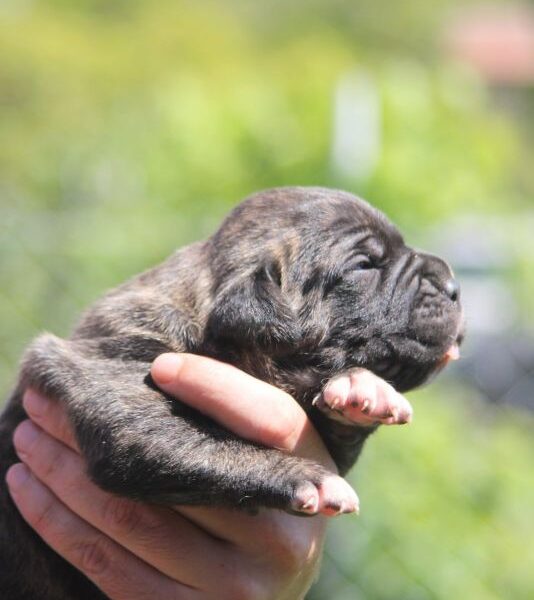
top-left (151, 353), bottom-right (184, 384)
top-left (23, 389), bottom-right (50, 418)
top-left (13, 420), bottom-right (40, 454)
top-left (5, 463), bottom-right (30, 492)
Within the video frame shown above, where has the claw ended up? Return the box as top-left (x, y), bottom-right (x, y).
top-left (318, 475), bottom-right (360, 516)
top-left (292, 482), bottom-right (320, 515)
top-left (315, 368), bottom-right (414, 429)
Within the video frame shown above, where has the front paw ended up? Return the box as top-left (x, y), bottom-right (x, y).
top-left (313, 368), bottom-right (413, 427)
top-left (290, 473), bottom-right (360, 517)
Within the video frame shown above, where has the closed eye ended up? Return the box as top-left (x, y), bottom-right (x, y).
top-left (354, 255), bottom-right (373, 270)
top-left (341, 254), bottom-right (382, 281)
top-left (319, 255), bottom-right (375, 296)
top-left (349, 254), bottom-right (376, 271)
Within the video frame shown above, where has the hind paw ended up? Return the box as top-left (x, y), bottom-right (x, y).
top-left (290, 475), bottom-right (360, 517)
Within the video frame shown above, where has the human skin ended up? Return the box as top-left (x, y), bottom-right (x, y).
top-left (5, 353), bottom-right (339, 600)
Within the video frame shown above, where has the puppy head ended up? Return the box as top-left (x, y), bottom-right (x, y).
top-left (205, 187), bottom-right (464, 392)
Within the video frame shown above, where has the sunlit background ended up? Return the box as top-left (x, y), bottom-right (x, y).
top-left (1, 1), bottom-right (533, 598)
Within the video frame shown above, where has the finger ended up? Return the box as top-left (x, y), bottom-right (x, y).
top-left (177, 504), bottom-right (327, 559)
top-left (23, 388), bottom-right (80, 452)
top-left (5, 463), bottom-right (194, 600)
top-left (175, 507), bottom-right (327, 600)
top-left (12, 420), bottom-right (238, 588)
top-left (151, 353), bottom-right (332, 466)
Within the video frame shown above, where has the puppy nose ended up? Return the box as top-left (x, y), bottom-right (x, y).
top-left (443, 278), bottom-right (460, 302)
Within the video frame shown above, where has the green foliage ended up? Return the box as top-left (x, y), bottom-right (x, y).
top-left (0, 1), bottom-right (533, 598)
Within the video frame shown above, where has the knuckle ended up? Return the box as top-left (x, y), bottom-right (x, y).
top-left (101, 496), bottom-right (164, 542)
top-left (101, 496), bottom-right (143, 534)
top-left (38, 443), bottom-right (65, 482)
top-left (31, 495), bottom-right (57, 534)
top-left (76, 536), bottom-right (111, 577)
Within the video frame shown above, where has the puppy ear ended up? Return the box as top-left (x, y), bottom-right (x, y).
top-left (206, 260), bottom-right (301, 351)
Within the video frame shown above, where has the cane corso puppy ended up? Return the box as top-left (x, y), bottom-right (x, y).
top-left (0, 187), bottom-right (463, 599)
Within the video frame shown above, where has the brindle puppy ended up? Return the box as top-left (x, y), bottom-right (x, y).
top-left (0, 187), bottom-right (463, 599)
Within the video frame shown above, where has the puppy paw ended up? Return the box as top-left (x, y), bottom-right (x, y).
top-left (318, 475), bottom-right (360, 516)
top-left (313, 368), bottom-right (413, 428)
top-left (290, 475), bottom-right (359, 517)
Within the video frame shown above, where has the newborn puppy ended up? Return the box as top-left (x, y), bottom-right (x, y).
top-left (0, 187), bottom-right (463, 599)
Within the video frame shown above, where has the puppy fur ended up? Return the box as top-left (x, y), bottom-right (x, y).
top-left (0, 187), bottom-right (463, 599)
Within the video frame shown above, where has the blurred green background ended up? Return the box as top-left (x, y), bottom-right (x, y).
top-left (1, 0), bottom-right (534, 598)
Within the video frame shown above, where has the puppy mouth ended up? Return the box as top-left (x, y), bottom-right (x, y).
top-left (368, 323), bottom-right (464, 392)
top-left (436, 324), bottom-right (465, 367)
top-left (443, 341), bottom-right (461, 362)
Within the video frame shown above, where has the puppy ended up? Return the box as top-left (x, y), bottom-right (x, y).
top-left (0, 187), bottom-right (463, 599)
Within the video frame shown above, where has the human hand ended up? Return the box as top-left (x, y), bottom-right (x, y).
top-left (6, 354), bottom-right (345, 600)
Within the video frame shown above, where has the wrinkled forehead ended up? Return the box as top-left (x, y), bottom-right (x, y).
top-left (299, 195), bottom-right (405, 253)
top-left (211, 188), bottom-right (406, 272)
